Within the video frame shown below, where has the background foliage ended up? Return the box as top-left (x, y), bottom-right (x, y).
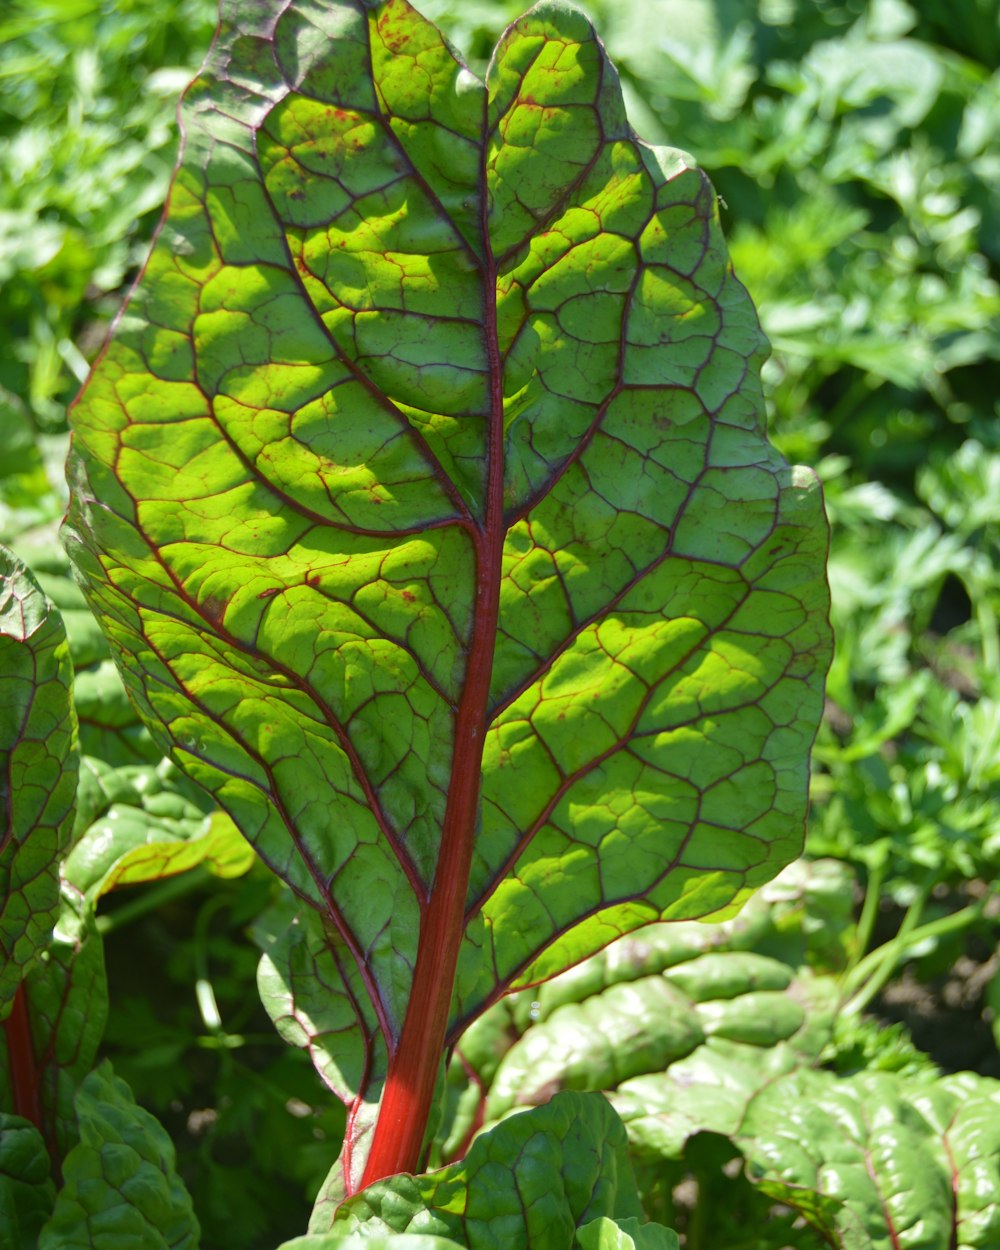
top-left (2, 0), bottom-right (998, 1246)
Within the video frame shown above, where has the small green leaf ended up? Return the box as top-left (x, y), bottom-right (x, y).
top-left (0, 1113), bottom-right (56, 1250)
top-left (37, 1061), bottom-right (198, 1250)
top-left (66, 757), bottom-right (253, 900)
top-left (0, 546), bottom-right (79, 1015)
top-left (576, 1215), bottom-right (679, 1250)
top-left (323, 1092), bottom-right (642, 1246)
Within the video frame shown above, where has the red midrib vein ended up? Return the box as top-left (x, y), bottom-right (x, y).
top-left (357, 156), bottom-right (505, 1191)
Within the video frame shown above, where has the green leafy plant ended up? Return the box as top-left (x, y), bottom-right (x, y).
top-left (56, 0), bottom-right (834, 1230)
top-left (6, 1), bottom-right (1000, 1248)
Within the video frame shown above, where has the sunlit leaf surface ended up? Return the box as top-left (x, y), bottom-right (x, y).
top-left (65, 0), bottom-right (832, 1187)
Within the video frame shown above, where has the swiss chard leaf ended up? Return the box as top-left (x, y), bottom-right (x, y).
top-left (0, 1113), bottom-right (56, 1250)
top-left (37, 1061), bottom-right (199, 1250)
top-left (738, 1068), bottom-right (1000, 1250)
top-left (323, 1091), bottom-right (653, 1246)
top-left (0, 547), bottom-right (79, 1018)
top-left (66, 756), bottom-right (254, 898)
top-left (1, 890), bottom-right (108, 1162)
top-left (64, 0), bottom-right (832, 1190)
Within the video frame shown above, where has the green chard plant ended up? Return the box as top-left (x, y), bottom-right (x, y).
top-left (2, 0), bottom-right (864, 1243)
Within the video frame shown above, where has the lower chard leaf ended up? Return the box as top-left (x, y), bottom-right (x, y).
top-left (2, 890), bottom-right (108, 1162)
top-left (323, 1091), bottom-right (661, 1248)
top-left (64, 0), bottom-right (833, 1195)
top-left (37, 1061), bottom-right (199, 1250)
top-left (0, 1113), bottom-right (56, 1250)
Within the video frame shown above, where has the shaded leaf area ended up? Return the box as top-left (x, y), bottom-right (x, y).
top-left (256, 898), bottom-right (387, 1199)
top-left (315, 1091), bottom-right (659, 1246)
top-left (0, 547), bottom-right (79, 1016)
top-left (739, 1070), bottom-right (1000, 1250)
top-left (435, 859), bottom-right (849, 1163)
top-left (65, 0), bottom-right (831, 1186)
top-left (0, 1113), bottom-right (55, 1250)
top-left (37, 1060), bottom-right (199, 1250)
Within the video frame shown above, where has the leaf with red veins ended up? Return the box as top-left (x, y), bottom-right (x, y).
top-left (64, 0), bottom-right (832, 1190)
top-left (1, 549), bottom-right (79, 1019)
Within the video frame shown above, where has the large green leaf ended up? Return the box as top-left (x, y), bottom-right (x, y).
top-left (65, 0), bottom-right (831, 1188)
top-left (0, 547), bottom-right (79, 1017)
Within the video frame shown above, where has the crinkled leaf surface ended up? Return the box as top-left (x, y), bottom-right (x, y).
top-left (434, 859), bottom-right (845, 1164)
top-left (65, 0), bottom-right (831, 1187)
top-left (37, 1061), bottom-right (199, 1250)
top-left (0, 547), bottom-right (79, 1016)
top-left (576, 1216), bottom-right (679, 1250)
top-left (321, 1091), bottom-right (645, 1244)
top-left (0, 1113), bottom-right (56, 1250)
top-left (737, 1068), bottom-right (1000, 1250)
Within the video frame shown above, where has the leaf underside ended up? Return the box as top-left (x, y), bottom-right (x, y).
top-left (65, 0), bottom-right (831, 1186)
top-left (0, 548), bottom-right (79, 1019)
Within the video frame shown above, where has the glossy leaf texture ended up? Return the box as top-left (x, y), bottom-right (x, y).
top-left (36, 1061), bottom-right (199, 1250)
top-left (738, 1069), bottom-right (1000, 1250)
top-left (577, 1217), bottom-right (679, 1250)
top-left (321, 1091), bottom-right (653, 1245)
top-left (0, 547), bottom-right (79, 1017)
top-left (64, 0), bottom-right (832, 1185)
